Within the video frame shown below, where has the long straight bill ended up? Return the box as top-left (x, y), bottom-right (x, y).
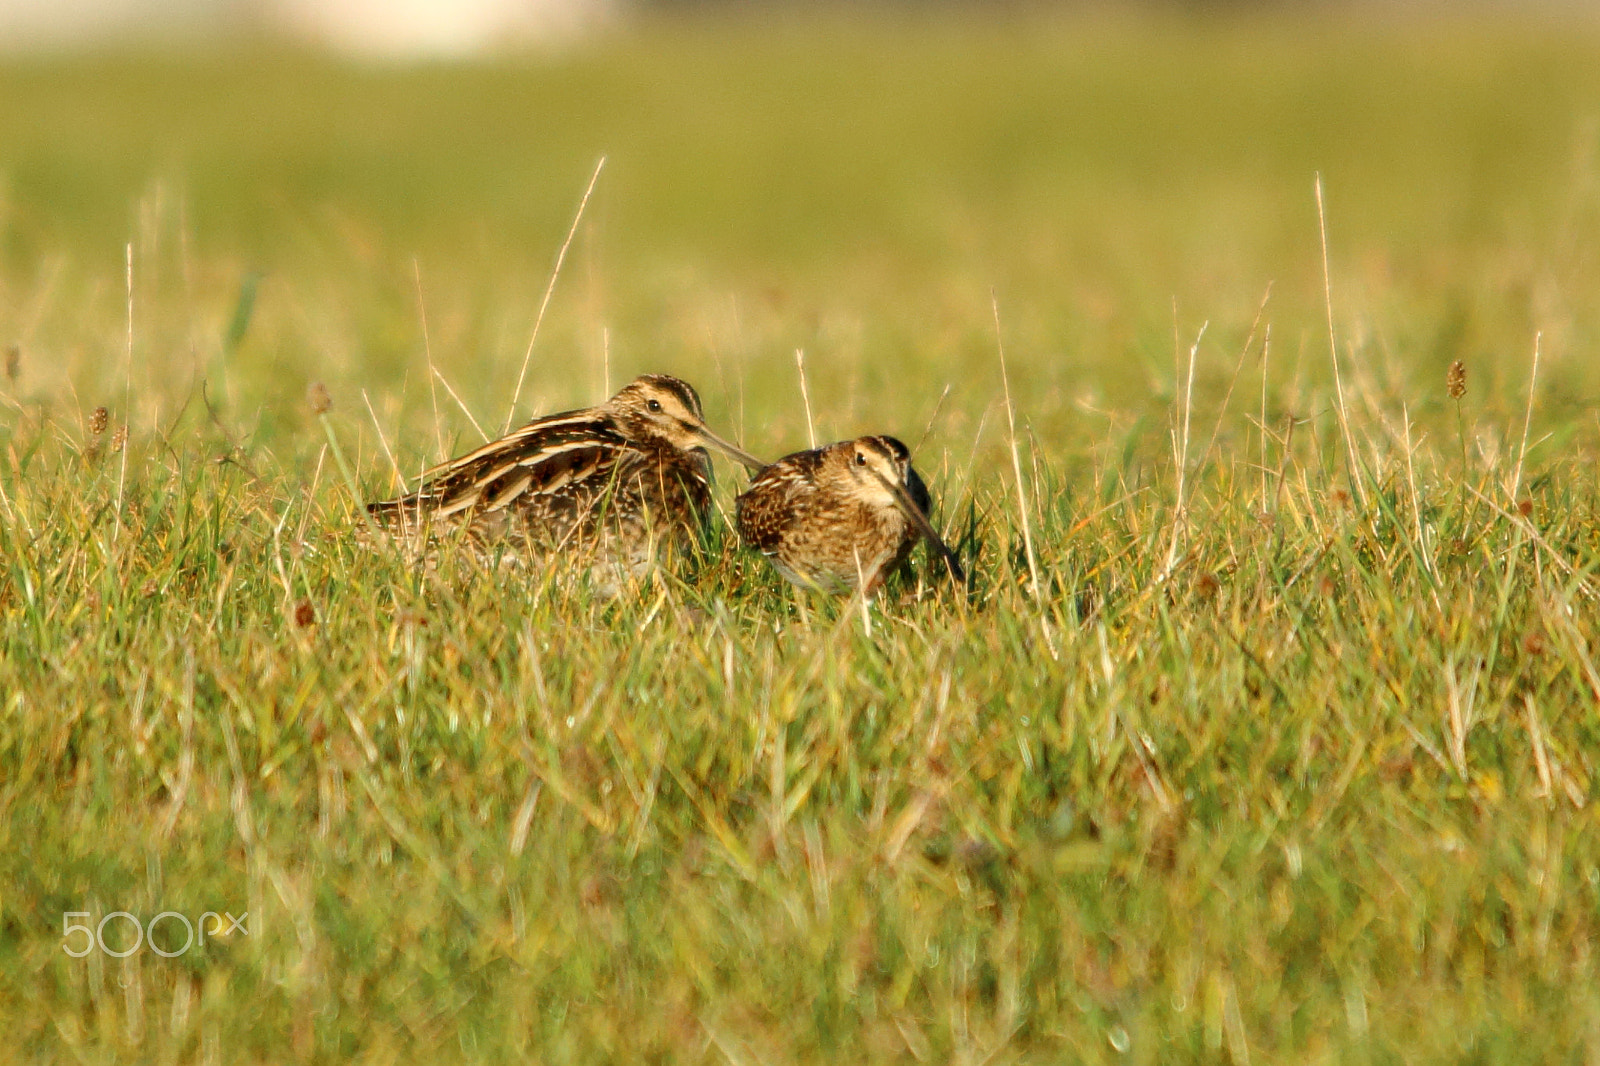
top-left (877, 471), bottom-right (965, 583)
top-left (695, 427), bottom-right (766, 472)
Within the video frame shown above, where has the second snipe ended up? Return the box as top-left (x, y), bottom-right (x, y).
top-left (737, 435), bottom-right (964, 596)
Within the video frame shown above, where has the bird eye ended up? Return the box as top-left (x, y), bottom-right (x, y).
top-left (855, 452), bottom-right (867, 466)
top-left (647, 399), bottom-right (662, 413)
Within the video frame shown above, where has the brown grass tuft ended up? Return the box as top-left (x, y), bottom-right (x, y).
top-left (307, 382), bottom-right (332, 415)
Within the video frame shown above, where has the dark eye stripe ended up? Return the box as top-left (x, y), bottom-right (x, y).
top-left (680, 386), bottom-right (704, 420)
top-left (647, 376), bottom-right (703, 421)
top-left (875, 436), bottom-right (910, 461)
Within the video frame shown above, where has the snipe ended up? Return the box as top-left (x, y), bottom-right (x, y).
top-left (736, 435), bottom-right (963, 596)
top-left (367, 374), bottom-right (762, 584)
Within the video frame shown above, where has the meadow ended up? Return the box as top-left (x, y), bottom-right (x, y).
top-left (2, 7), bottom-right (1600, 1061)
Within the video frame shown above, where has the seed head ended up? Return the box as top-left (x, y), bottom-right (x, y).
top-left (1446, 360), bottom-right (1467, 400)
top-left (88, 406), bottom-right (109, 437)
top-left (1517, 498), bottom-right (1534, 519)
top-left (307, 382), bottom-right (332, 416)
top-left (4, 345), bottom-right (18, 384)
top-left (110, 425), bottom-right (128, 453)
top-left (293, 599), bottom-right (316, 627)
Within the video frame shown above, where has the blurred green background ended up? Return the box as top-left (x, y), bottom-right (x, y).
top-left (2, 7), bottom-right (1597, 473)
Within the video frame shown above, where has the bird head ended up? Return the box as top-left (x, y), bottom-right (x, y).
top-left (609, 375), bottom-right (764, 471)
top-left (833, 435), bottom-right (964, 582)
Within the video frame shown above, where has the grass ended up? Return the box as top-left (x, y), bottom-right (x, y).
top-left (3, 6), bottom-right (1600, 1062)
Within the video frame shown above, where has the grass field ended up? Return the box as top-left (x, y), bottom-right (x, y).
top-left (4, 7), bottom-right (1600, 1062)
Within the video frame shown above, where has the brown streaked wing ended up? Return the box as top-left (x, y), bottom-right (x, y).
top-left (472, 442), bottom-right (612, 514)
top-left (736, 451), bottom-right (822, 552)
top-left (406, 408), bottom-right (607, 481)
top-left (373, 416), bottom-right (627, 518)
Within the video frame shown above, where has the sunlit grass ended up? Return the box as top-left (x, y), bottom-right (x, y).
top-left (3, 7), bottom-right (1600, 1063)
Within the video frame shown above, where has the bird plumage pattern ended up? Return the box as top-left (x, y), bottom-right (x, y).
top-left (736, 435), bottom-right (963, 595)
top-left (367, 374), bottom-right (762, 585)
